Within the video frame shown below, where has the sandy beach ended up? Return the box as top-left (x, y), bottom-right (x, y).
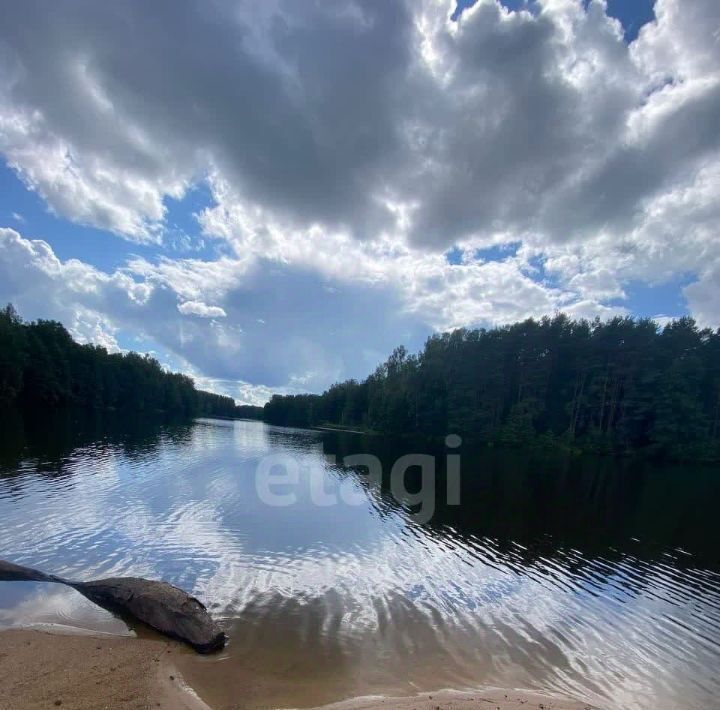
top-left (0, 629), bottom-right (206, 710)
top-left (0, 629), bottom-right (596, 710)
top-left (313, 690), bottom-right (595, 710)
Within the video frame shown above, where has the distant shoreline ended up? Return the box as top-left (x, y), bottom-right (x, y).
top-left (313, 423), bottom-right (370, 435)
top-left (262, 315), bottom-right (720, 465)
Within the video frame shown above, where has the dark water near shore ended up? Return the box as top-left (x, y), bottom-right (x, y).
top-left (1, 412), bottom-right (719, 709)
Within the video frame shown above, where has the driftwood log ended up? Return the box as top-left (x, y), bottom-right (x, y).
top-left (0, 559), bottom-right (226, 653)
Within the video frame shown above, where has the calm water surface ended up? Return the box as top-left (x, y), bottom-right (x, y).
top-left (0, 413), bottom-right (719, 709)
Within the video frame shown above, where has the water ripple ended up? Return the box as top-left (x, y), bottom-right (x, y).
top-left (0, 419), bottom-right (718, 709)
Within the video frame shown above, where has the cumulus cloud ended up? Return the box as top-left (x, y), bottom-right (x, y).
top-left (0, 224), bottom-right (627, 399)
top-left (0, 0), bottom-right (717, 251)
top-left (0, 0), bottom-right (719, 398)
top-left (684, 261), bottom-right (720, 329)
top-left (0, 228), bottom-right (428, 396)
top-left (177, 300), bottom-right (227, 319)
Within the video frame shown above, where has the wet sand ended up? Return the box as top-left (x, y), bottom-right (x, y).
top-left (313, 689), bottom-right (595, 710)
top-left (0, 630), bottom-right (595, 710)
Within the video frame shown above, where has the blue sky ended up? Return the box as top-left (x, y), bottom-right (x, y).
top-left (457, 0), bottom-right (656, 41)
top-left (0, 0), bottom-right (717, 403)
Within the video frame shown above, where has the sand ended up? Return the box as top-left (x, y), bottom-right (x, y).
top-left (0, 629), bottom-right (596, 710)
top-left (313, 690), bottom-right (595, 710)
top-left (0, 629), bottom-right (207, 710)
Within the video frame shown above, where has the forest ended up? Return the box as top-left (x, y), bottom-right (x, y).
top-left (0, 304), bottom-right (240, 418)
top-left (264, 314), bottom-right (720, 462)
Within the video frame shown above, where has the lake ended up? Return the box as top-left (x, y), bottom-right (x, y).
top-left (0, 412), bottom-right (719, 709)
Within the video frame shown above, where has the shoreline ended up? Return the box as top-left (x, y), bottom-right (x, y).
top-left (0, 628), bottom-right (596, 710)
top-left (311, 689), bottom-right (595, 710)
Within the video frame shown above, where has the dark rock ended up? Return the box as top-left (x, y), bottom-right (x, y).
top-left (0, 559), bottom-right (226, 654)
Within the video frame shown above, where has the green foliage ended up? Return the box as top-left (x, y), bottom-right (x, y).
top-left (263, 314), bottom-right (720, 461)
top-left (235, 404), bottom-right (264, 419)
top-left (0, 304), bottom-right (25, 403)
top-left (0, 304), bottom-right (242, 419)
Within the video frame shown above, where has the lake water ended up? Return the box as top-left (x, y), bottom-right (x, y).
top-left (0, 413), bottom-right (719, 709)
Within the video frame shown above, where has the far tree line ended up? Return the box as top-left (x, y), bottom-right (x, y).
top-left (264, 314), bottom-right (720, 462)
top-left (0, 304), bottom-right (257, 419)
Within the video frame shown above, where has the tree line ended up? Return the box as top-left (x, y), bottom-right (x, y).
top-left (0, 304), bottom-right (240, 418)
top-left (264, 314), bottom-right (720, 461)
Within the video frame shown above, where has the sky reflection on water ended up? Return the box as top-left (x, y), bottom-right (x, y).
top-left (0, 415), bottom-right (719, 709)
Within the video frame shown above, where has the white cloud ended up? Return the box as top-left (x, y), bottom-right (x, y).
top-left (69, 307), bottom-right (121, 351)
top-left (1, 0), bottom-right (719, 400)
top-left (0, 0), bottom-right (717, 253)
top-left (0, 228), bottom-right (416, 397)
top-left (2, 225), bottom-right (622, 402)
top-left (177, 300), bottom-right (227, 319)
top-left (684, 260), bottom-right (720, 328)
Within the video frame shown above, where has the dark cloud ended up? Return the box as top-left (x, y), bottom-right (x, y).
top-left (1, 0), bottom-right (718, 249)
top-left (0, 0), bottom-right (414, 238)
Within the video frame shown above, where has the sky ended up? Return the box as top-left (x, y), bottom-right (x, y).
top-left (0, 0), bottom-right (718, 405)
